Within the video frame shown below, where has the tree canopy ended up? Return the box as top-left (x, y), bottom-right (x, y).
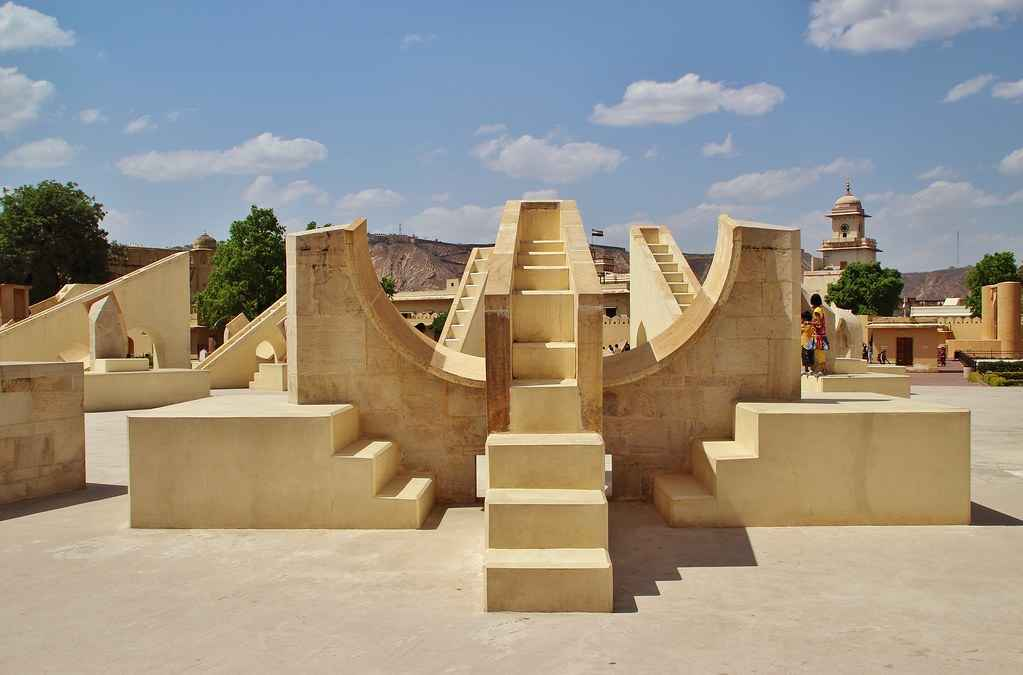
top-left (380, 275), bottom-right (397, 298)
top-left (825, 262), bottom-right (904, 316)
top-left (195, 206), bottom-right (286, 330)
top-left (964, 251), bottom-right (1021, 316)
top-left (0, 181), bottom-right (116, 303)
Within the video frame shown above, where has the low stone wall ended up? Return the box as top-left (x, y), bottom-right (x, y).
top-left (1, 362), bottom-right (85, 504)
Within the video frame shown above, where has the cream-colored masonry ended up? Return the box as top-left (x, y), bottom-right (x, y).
top-left (0, 252), bottom-right (191, 369)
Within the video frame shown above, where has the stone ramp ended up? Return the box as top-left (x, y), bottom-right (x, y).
top-left (129, 393), bottom-right (434, 529)
top-left (198, 295), bottom-right (287, 389)
top-left (655, 393), bottom-right (971, 527)
top-left (439, 247), bottom-right (491, 356)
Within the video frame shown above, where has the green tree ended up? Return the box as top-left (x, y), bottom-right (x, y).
top-left (430, 311), bottom-right (448, 339)
top-left (195, 206), bottom-right (285, 329)
top-left (380, 275), bottom-right (397, 298)
top-left (825, 262), bottom-right (904, 316)
top-left (0, 181), bottom-right (115, 302)
top-left (305, 221), bottom-right (318, 230)
top-left (964, 251), bottom-right (1021, 316)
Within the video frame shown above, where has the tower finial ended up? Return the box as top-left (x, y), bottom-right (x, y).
top-left (845, 178), bottom-right (852, 195)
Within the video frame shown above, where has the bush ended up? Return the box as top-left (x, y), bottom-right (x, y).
top-left (970, 371), bottom-right (1023, 386)
top-left (976, 360), bottom-right (1023, 374)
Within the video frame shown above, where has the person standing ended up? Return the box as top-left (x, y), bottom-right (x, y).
top-left (810, 293), bottom-right (829, 375)
top-left (801, 311), bottom-right (816, 374)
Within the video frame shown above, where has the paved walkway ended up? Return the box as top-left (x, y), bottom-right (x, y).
top-left (1, 387), bottom-right (1021, 673)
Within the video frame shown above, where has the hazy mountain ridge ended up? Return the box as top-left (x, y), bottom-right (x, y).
top-left (368, 233), bottom-right (965, 299)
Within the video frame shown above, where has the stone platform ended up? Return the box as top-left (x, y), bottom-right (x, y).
top-left (655, 392), bottom-right (971, 527)
top-left (84, 368), bottom-right (210, 412)
top-left (128, 393), bottom-right (434, 528)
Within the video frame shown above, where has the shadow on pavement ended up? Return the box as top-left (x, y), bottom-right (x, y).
top-left (609, 502), bottom-right (757, 613)
top-left (0, 483), bottom-right (128, 522)
top-left (971, 501), bottom-right (1023, 526)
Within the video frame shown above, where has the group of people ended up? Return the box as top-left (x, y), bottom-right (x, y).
top-left (800, 293), bottom-right (829, 375)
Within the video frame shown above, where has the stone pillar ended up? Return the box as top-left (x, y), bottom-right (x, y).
top-left (996, 281), bottom-right (1021, 353)
top-left (981, 285), bottom-right (997, 340)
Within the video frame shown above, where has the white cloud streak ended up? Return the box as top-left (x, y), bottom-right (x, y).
top-left (123, 114), bottom-right (156, 134)
top-left (336, 188), bottom-right (404, 212)
top-left (0, 66), bottom-right (54, 132)
top-left (242, 175), bottom-right (328, 207)
top-left (591, 73), bottom-right (784, 126)
top-left (943, 73), bottom-right (996, 102)
top-left (992, 78), bottom-right (1023, 100)
top-left (707, 157), bottom-right (873, 202)
top-left (78, 108), bottom-right (106, 124)
top-left (117, 132), bottom-right (328, 182)
top-left (0, 137), bottom-right (74, 168)
top-left (702, 132), bottom-right (736, 158)
top-left (472, 133), bottom-right (623, 183)
top-left (807, 0), bottom-right (1023, 53)
top-left (999, 146), bottom-right (1023, 174)
top-left (0, 2), bottom-right (75, 51)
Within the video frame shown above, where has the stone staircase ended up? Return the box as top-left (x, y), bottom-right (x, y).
top-left (483, 202), bottom-right (612, 612)
top-left (643, 229), bottom-right (696, 312)
top-left (653, 395), bottom-right (971, 527)
top-left (129, 394), bottom-right (434, 529)
top-left (440, 247), bottom-right (491, 355)
top-left (249, 362), bottom-right (287, 391)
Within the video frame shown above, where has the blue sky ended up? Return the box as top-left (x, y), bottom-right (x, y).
top-left (1, 1), bottom-right (1022, 271)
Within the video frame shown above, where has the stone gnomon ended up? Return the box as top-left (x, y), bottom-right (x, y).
top-left (127, 200), bottom-right (971, 613)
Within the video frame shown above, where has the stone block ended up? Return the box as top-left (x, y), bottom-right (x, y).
top-left (89, 294), bottom-right (129, 361)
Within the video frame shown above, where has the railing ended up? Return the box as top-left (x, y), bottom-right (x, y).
top-left (956, 351), bottom-right (1023, 368)
top-left (482, 202), bottom-right (522, 431)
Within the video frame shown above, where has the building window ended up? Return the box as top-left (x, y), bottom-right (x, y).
top-left (840, 223), bottom-right (849, 238)
top-left (604, 307), bottom-right (617, 318)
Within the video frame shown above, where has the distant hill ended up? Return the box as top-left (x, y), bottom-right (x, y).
top-left (368, 232), bottom-right (965, 299)
top-left (901, 266), bottom-right (969, 301)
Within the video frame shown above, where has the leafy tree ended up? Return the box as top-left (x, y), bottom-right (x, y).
top-left (964, 251), bottom-right (1021, 316)
top-left (825, 262), bottom-right (904, 316)
top-left (430, 311), bottom-right (448, 339)
top-left (380, 275), bottom-right (397, 298)
top-left (195, 206), bottom-right (285, 329)
top-left (305, 221), bottom-right (318, 230)
top-left (0, 181), bottom-right (116, 303)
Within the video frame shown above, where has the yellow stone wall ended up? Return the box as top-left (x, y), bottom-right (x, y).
top-left (603, 218), bottom-right (801, 499)
top-left (0, 362), bottom-right (85, 504)
top-left (288, 221), bottom-right (487, 503)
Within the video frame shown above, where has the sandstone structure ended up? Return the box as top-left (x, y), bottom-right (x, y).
top-left (88, 295), bottom-right (129, 362)
top-left (0, 361), bottom-right (85, 505)
top-left (127, 199), bottom-right (972, 615)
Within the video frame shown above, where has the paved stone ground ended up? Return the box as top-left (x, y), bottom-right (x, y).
top-left (1, 386), bottom-right (1021, 673)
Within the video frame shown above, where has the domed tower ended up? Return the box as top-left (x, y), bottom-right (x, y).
top-left (819, 180), bottom-right (879, 269)
top-left (189, 232), bottom-right (217, 300)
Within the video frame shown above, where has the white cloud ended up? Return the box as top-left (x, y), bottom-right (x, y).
top-left (999, 146), bottom-right (1023, 174)
top-left (337, 188), bottom-right (404, 212)
top-left (643, 146), bottom-right (658, 160)
top-left (591, 73), bottom-right (784, 126)
top-left (472, 133), bottom-right (623, 184)
top-left (702, 132), bottom-right (736, 158)
top-left (401, 33), bottom-right (436, 50)
top-left (0, 66), bottom-right (54, 132)
top-left (431, 192), bottom-right (450, 203)
top-left (100, 208), bottom-right (134, 241)
top-left (242, 175), bottom-right (328, 207)
top-left (522, 189), bottom-right (559, 200)
top-left (0, 2), bottom-right (75, 51)
top-left (868, 180), bottom-right (1023, 269)
top-left (418, 146), bottom-right (447, 164)
top-left (807, 0), bottom-right (1023, 53)
top-left (117, 132), bottom-right (328, 181)
top-left (475, 123), bottom-right (507, 136)
top-left (123, 114), bottom-right (156, 134)
top-left (0, 137), bottom-right (74, 168)
top-left (78, 108), bottom-right (106, 124)
top-left (943, 74), bottom-right (995, 102)
top-left (405, 203), bottom-right (503, 243)
top-left (917, 165), bottom-right (958, 181)
top-left (992, 78), bottom-right (1023, 100)
top-left (707, 157), bottom-right (873, 202)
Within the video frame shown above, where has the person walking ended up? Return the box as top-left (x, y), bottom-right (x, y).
top-left (810, 293), bottom-right (829, 375)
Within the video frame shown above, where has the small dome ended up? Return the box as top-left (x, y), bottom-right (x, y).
top-left (834, 194), bottom-right (861, 207)
top-left (193, 232), bottom-right (217, 250)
